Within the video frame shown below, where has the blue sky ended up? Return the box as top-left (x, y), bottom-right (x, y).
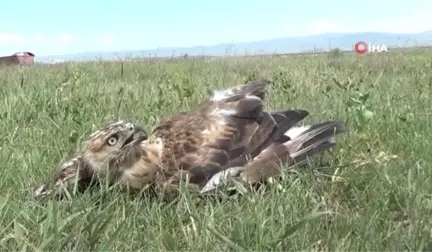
top-left (0, 0), bottom-right (431, 56)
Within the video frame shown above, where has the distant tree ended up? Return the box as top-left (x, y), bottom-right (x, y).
top-left (329, 48), bottom-right (342, 57)
top-left (327, 48), bottom-right (343, 70)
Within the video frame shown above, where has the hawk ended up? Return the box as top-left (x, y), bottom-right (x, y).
top-left (33, 121), bottom-right (148, 199)
top-left (34, 79), bottom-right (346, 199)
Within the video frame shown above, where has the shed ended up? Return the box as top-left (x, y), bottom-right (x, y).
top-left (0, 51), bottom-right (35, 66)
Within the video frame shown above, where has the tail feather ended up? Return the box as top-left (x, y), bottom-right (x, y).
top-left (285, 120), bottom-right (345, 162)
top-left (270, 109), bottom-right (309, 136)
top-left (239, 120), bottom-right (346, 183)
top-left (224, 109), bottom-right (310, 168)
top-left (249, 109), bottom-right (310, 157)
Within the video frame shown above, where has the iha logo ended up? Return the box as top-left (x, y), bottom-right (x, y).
top-left (354, 41), bottom-right (389, 54)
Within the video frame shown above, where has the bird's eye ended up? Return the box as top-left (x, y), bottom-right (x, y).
top-left (107, 136), bottom-right (118, 146)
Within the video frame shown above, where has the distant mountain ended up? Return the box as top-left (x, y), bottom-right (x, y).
top-left (36, 31), bottom-right (432, 62)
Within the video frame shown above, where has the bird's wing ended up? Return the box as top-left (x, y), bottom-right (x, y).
top-left (224, 109), bottom-right (310, 168)
top-left (149, 79), bottom-right (280, 190)
top-left (33, 156), bottom-right (93, 199)
top-left (201, 120), bottom-right (346, 193)
top-left (240, 120), bottom-right (346, 183)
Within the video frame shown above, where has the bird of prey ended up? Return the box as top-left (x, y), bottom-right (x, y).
top-left (34, 79), bottom-right (346, 199)
top-left (33, 121), bottom-right (148, 199)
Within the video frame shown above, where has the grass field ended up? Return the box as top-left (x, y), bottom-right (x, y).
top-left (0, 49), bottom-right (431, 251)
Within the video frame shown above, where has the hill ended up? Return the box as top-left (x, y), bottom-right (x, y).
top-left (37, 31), bottom-right (432, 62)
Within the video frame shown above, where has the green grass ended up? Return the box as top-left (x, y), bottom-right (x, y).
top-left (0, 50), bottom-right (431, 251)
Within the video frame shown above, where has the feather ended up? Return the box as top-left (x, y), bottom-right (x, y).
top-left (239, 120), bottom-right (346, 183)
top-left (201, 120), bottom-right (346, 193)
top-left (34, 79), bottom-right (347, 200)
top-left (211, 79), bottom-right (272, 101)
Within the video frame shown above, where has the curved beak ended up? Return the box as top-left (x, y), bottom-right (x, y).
top-left (133, 125), bottom-right (147, 140)
top-left (122, 124), bottom-right (148, 147)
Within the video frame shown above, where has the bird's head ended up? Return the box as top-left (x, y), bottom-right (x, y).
top-left (82, 120), bottom-right (148, 171)
top-left (33, 120), bottom-right (148, 200)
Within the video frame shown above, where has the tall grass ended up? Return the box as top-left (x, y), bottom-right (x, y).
top-left (0, 50), bottom-right (431, 251)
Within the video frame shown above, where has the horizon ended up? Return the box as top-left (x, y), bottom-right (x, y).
top-left (1, 0), bottom-right (431, 57)
top-left (35, 30), bottom-right (432, 58)
top-left (4, 29), bottom-right (431, 62)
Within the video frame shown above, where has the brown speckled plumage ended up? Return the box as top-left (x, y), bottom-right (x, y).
top-left (34, 79), bottom-right (346, 199)
top-left (34, 121), bottom-right (148, 199)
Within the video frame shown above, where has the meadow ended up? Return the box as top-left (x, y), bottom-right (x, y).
top-left (0, 48), bottom-right (431, 251)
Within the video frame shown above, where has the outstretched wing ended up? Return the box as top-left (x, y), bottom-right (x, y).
top-left (151, 79), bottom-right (278, 189)
top-left (151, 79), bottom-right (316, 195)
top-left (224, 109), bottom-right (310, 168)
top-left (201, 120), bottom-right (346, 193)
top-left (239, 120), bottom-right (346, 183)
